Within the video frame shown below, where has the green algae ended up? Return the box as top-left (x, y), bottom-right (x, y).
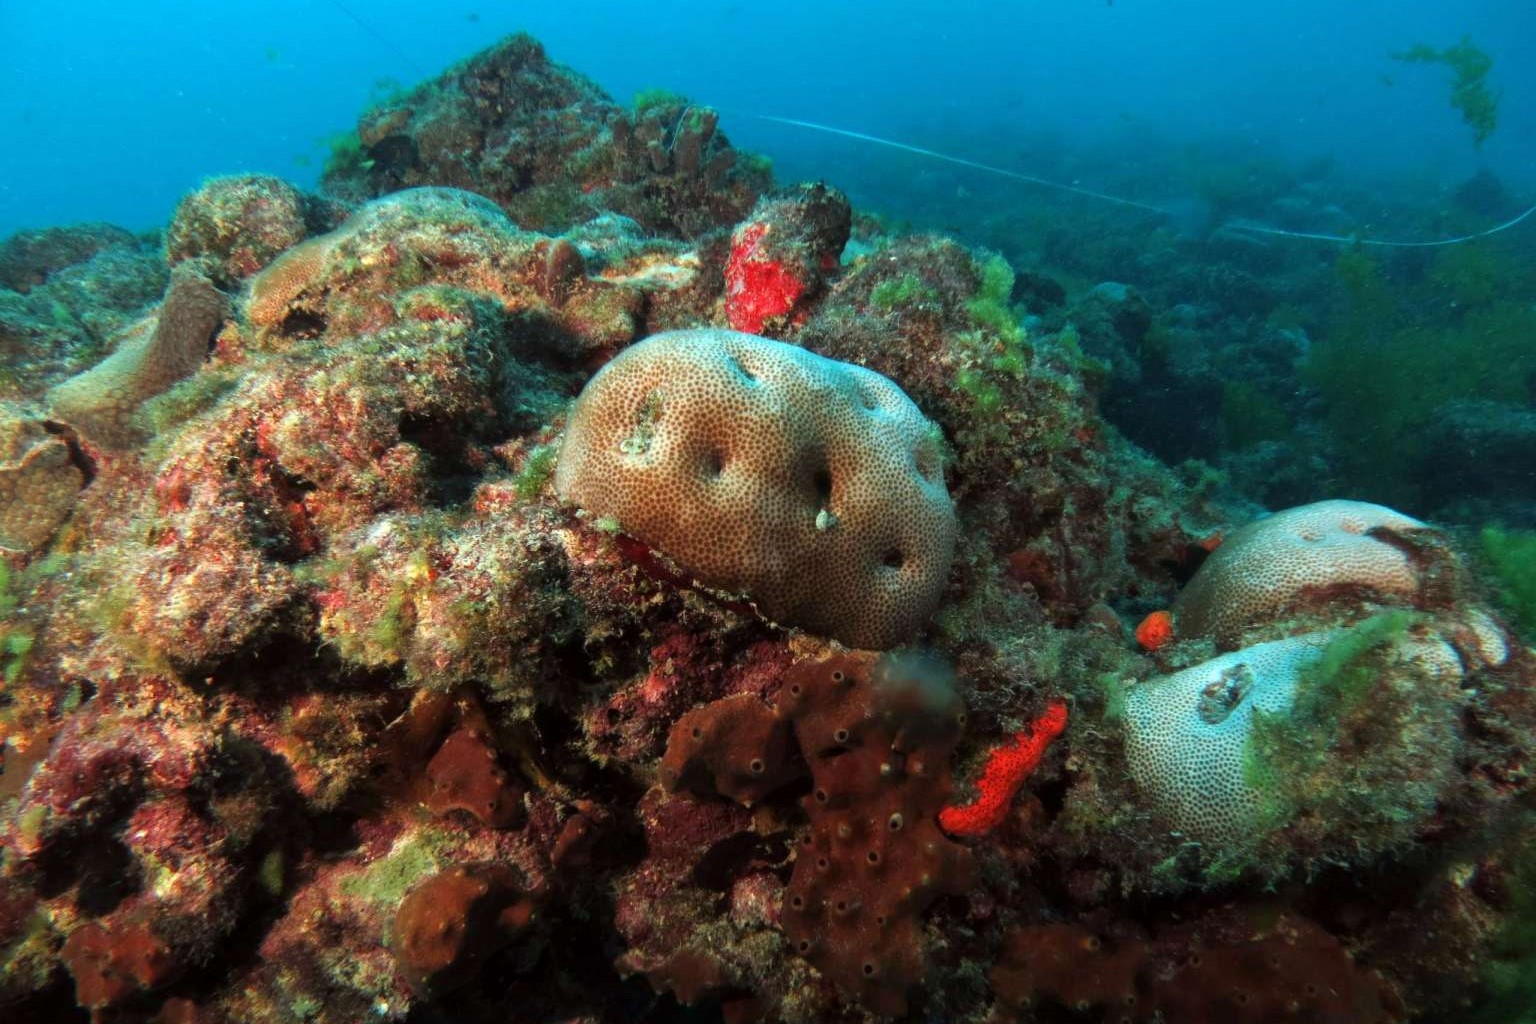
top-left (1292, 611), bottom-right (1415, 723)
top-left (1219, 380), bottom-right (1291, 451)
top-left (870, 273), bottom-right (938, 310)
top-left (632, 86), bottom-right (685, 116)
top-left (322, 130), bottom-right (375, 177)
top-left (1304, 246), bottom-right (1536, 505)
top-left (1480, 527), bottom-right (1536, 640)
top-left (1472, 831), bottom-right (1536, 1024)
top-left (338, 832), bottom-right (440, 907)
top-left (1237, 612), bottom-right (1453, 879)
top-left (1393, 36), bottom-right (1499, 147)
top-left (138, 364), bottom-right (242, 456)
top-left (513, 443), bottom-right (558, 500)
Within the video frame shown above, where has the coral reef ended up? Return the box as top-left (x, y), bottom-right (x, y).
top-left (1, 29), bottom-right (1534, 1024)
top-left (1066, 498), bottom-right (1536, 893)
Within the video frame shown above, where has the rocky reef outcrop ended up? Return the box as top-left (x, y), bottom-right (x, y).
top-left (1, 31), bottom-right (1533, 1024)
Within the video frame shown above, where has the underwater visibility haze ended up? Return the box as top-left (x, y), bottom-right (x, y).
top-left (3, 2), bottom-right (1536, 1022)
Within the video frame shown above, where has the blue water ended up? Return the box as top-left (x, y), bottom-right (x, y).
top-left (3, 0), bottom-right (1534, 238)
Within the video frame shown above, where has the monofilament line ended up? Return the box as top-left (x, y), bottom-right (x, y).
top-left (752, 114), bottom-right (1536, 249)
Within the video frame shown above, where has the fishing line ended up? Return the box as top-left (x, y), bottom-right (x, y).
top-left (303, 6), bottom-right (1533, 251)
top-left (750, 114), bottom-right (1536, 249)
top-left (1221, 203), bottom-right (1536, 247)
top-left (326, 0), bottom-right (428, 78)
top-left (754, 114), bottom-right (1170, 215)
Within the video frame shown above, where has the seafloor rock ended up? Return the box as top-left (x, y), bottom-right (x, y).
top-left (1420, 399), bottom-right (1536, 523)
top-left (0, 223), bottom-right (138, 294)
top-left (322, 33), bottom-right (770, 239)
top-left (0, 225), bottom-right (168, 400)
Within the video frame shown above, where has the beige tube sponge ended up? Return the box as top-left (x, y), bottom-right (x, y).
top-left (555, 328), bottom-right (955, 649)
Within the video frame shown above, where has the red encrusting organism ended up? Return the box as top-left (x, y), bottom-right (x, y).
top-left (1135, 609), bottom-right (1176, 652)
top-left (723, 222), bottom-right (807, 333)
top-left (939, 700), bottom-right (1069, 837)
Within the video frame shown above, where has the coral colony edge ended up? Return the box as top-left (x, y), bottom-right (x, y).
top-left (3, 31), bottom-right (1536, 1024)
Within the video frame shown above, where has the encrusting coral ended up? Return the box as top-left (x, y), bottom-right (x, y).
top-left (0, 406), bottom-right (83, 552)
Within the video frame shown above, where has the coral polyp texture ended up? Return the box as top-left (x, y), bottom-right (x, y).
top-left (1171, 498), bottom-right (1433, 647)
top-left (0, 407), bottom-right (83, 552)
top-left (556, 327), bottom-right (957, 649)
top-left (1099, 500), bottom-right (1534, 887)
top-left (1123, 632), bottom-right (1332, 845)
top-left (46, 264), bottom-right (228, 448)
top-left (5, 29), bottom-right (1536, 1024)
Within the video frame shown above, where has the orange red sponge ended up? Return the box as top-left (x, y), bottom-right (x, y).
top-left (939, 700), bottom-right (1069, 837)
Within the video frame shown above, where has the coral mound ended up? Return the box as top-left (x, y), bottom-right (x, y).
top-left (556, 328), bottom-right (956, 648)
top-left (1107, 500), bottom-right (1532, 883)
top-left (1172, 498), bottom-right (1431, 647)
top-left (166, 174), bottom-right (313, 286)
top-left (1123, 632), bottom-right (1332, 846)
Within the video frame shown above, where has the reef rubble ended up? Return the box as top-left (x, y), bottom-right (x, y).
top-left (1, 31), bottom-right (1535, 1024)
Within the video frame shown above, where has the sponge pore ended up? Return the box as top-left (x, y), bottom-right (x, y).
top-left (555, 328), bottom-right (955, 649)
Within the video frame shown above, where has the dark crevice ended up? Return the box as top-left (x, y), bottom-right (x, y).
top-left (399, 412), bottom-right (485, 507)
top-left (42, 418), bottom-right (97, 487)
